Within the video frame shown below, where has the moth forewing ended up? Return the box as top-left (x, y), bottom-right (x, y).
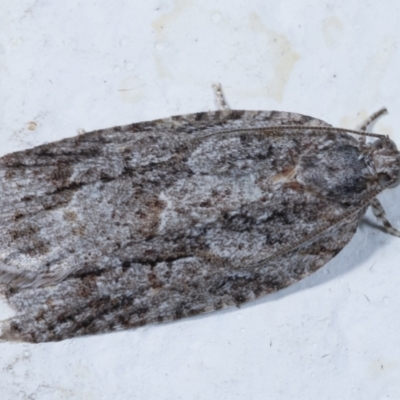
top-left (0, 87), bottom-right (399, 342)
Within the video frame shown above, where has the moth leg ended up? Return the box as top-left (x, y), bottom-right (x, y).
top-left (212, 83), bottom-right (230, 110)
top-left (370, 198), bottom-right (400, 237)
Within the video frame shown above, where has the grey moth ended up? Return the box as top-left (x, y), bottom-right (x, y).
top-left (0, 85), bottom-right (399, 342)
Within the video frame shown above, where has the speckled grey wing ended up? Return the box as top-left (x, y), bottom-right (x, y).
top-left (0, 110), bottom-right (368, 342)
top-left (2, 211), bottom-right (362, 343)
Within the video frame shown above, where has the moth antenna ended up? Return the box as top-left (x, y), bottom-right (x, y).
top-left (370, 198), bottom-right (400, 237)
top-left (212, 83), bottom-right (230, 110)
top-left (205, 125), bottom-right (388, 141)
top-left (359, 108), bottom-right (388, 132)
top-left (357, 108), bottom-right (388, 148)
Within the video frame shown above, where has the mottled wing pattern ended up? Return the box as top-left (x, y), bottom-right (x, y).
top-left (0, 110), bottom-right (372, 342)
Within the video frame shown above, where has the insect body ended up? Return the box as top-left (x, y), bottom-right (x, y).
top-left (0, 87), bottom-right (399, 342)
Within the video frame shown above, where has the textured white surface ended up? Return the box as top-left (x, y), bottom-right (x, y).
top-left (1, 1), bottom-right (400, 399)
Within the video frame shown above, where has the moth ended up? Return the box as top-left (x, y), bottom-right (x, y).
top-left (0, 84), bottom-right (399, 343)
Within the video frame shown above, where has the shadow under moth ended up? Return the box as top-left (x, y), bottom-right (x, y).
top-left (0, 85), bottom-right (399, 343)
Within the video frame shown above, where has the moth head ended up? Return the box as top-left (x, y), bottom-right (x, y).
top-left (370, 138), bottom-right (400, 188)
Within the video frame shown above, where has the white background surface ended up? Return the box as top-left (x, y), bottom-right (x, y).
top-left (1, 1), bottom-right (400, 399)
